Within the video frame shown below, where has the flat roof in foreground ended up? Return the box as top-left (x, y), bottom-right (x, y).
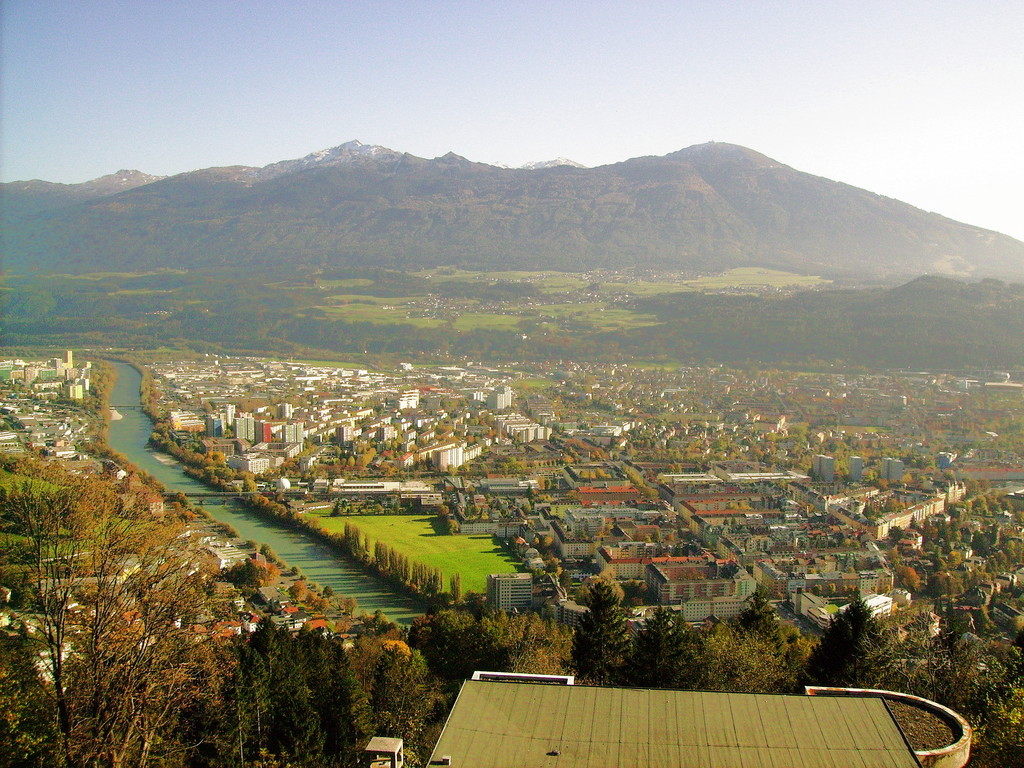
top-left (428, 680), bottom-right (921, 768)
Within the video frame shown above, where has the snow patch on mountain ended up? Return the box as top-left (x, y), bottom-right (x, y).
top-left (255, 140), bottom-right (401, 179)
top-left (518, 157), bottom-right (586, 170)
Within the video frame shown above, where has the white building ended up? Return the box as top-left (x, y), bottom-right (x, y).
top-left (488, 386), bottom-right (514, 412)
top-left (226, 454), bottom-right (271, 474)
top-left (487, 572), bottom-right (533, 611)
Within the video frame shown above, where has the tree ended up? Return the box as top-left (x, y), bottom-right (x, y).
top-left (805, 598), bottom-right (889, 688)
top-left (288, 580), bottom-right (309, 603)
top-left (624, 607), bottom-right (701, 689)
top-left (370, 640), bottom-right (441, 765)
top-left (734, 588), bottom-right (780, 644)
top-left (0, 465), bottom-right (213, 767)
top-left (449, 573), bottom-right (463, 603)
top-left (226, 619), bottom-right (371, 767)
top-left (894, 565), bottom-right (922, 593)
top-left (701, 623), bottom-right (802, 694)
top-left (571, 580), bottom-right (630, 685)
top-left (0, 634), bottom-right (57, 766)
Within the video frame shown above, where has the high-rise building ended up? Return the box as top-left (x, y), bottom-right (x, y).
top-left (234, 415), bottom-right (256, 442)
top-left (255, 420), bottom-right (277, 443)
top-left (223, 403), bottom-right (236, 426)
top-left (205, 416), bottom-right (224, 437)
top-left (882, 457), bottom-right (905, 484)
top-left (282, 422), bottom-right (305, 443)
top-left (487, 386), bottom-right (514, 411)
top-left (432, 442), bottom-right (466, 471)
top-left (849, 456), bottom-right (864, 483)
top-left (487, 572), bottom-right (533, 612)
top-left (278, 403), bottom-right (294, 419)
top-left (812, 455), bottom-right (835, 483)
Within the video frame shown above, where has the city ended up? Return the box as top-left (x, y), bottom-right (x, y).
top-left (2, 349), bottom-right (1023, 763)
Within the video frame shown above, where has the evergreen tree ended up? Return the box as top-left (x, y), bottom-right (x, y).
top-left (806, 598), bottom-right (887, 687)
top-left (734, 588), bottom-right (780, 645)
top-left (571, 580), bottom-right (630, 685)
top-left (624, 607), bottom-right (701, 689)
top-left (450, 573), bottom-right (463, 603)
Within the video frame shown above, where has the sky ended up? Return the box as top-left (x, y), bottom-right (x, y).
top-left (3, 0), bottom-right (1022, 240)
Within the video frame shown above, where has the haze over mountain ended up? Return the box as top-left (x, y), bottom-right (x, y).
top-left (3, 141), bottom-right (1023, 282)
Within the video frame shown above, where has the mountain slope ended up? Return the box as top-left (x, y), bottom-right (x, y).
top-left (3, 142), bottom-right (1022, 280)
top-left (0, 170), bottom-right (165, 220)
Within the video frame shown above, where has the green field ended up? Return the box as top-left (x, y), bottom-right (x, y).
top-left (310, 513), bottom-right (521, 593)
top-left (304, 267), bottom-right (824, 336)
top-left (451, 312), bottom-right (523, 331)
top-left (684, 268), bottom-right (829, 290)
top-left (411, 268), bottom-right (588, 293)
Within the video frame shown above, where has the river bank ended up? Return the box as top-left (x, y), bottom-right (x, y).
top-left (104, 361), bottom-right (425, 624)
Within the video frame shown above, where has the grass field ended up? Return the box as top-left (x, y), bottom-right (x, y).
top-left (309, 512), bottom-right (521, 593)
top-left (684, 268), bottom-right (829, 290)
top-left (288, 357), bottom-right (376, 370)
top-left (316, 296), bottom-right (449, 327)
top-left (532, 301), bottom-right (660, 330)
top-left (451, 312), bottom-right (523, 331)
top-left (599, 280), bottom-right (693, 296)
top-left (510, 378), bottom-right (551, 391)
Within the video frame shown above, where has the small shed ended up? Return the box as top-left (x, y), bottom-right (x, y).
top-left (364, 736), bottom-right (403, 768)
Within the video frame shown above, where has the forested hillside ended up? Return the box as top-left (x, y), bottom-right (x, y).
top-left (4, 270), bottom-right (1024, 369)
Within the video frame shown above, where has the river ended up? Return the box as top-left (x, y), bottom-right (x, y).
top-left (105, 362), bottom-right (425, 625)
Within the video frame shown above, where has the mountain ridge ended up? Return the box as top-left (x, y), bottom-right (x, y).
top-left (3, 141), bottom-right (1022, 281)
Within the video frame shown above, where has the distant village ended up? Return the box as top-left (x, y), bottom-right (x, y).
top-left (2, 351), bottom-right (1024, 643)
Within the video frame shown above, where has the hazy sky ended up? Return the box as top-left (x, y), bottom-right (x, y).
top-left (3, 0), bottom-right (1022, 240)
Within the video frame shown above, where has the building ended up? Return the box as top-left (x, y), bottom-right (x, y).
top-left (397, 390), bottom-right (420, 410)
top-left (226, 454), bottom-right (271, 474)
top-left (812, 454), bottom-right (835, 483)
top-left (234, 415), bottom-right (256, 441)
top-left (430, 442), bottom-right (466, 471)
top-left (281, 422), bottom-right (305, 443)
top-left (487, 572), bottom-right (533, 611)
top-left (205, 416), bottom-right (224, 437)
top-left (488, 386), bottom-right (514, 411)
top-left (849, 455), bottom-right (864, 483)
top-left (63, 380), bottom-right (86, 400)
top-left (255, 420), bottom-right (277, 443)
top-left (882, 457), bottom-right (906, 483)
top-left (645, 560), bottom-right (757, 606)
top-left (427, 678), bottom-right (933, 768)
top-left (169, 410), bottom-right (205, 432)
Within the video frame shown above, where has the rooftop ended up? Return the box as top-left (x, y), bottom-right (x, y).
top-left (428, 679), bottom-right (922, 768)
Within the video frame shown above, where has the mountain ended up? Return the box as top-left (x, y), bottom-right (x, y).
top-left (252, 140), bottom-right (406, 181)
top-left (3, 141), bottom-right (1023, 281)
top-left (0, 169), bottom-right (165, 220)
top-left (518, 157), bottom-right (586, 170)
